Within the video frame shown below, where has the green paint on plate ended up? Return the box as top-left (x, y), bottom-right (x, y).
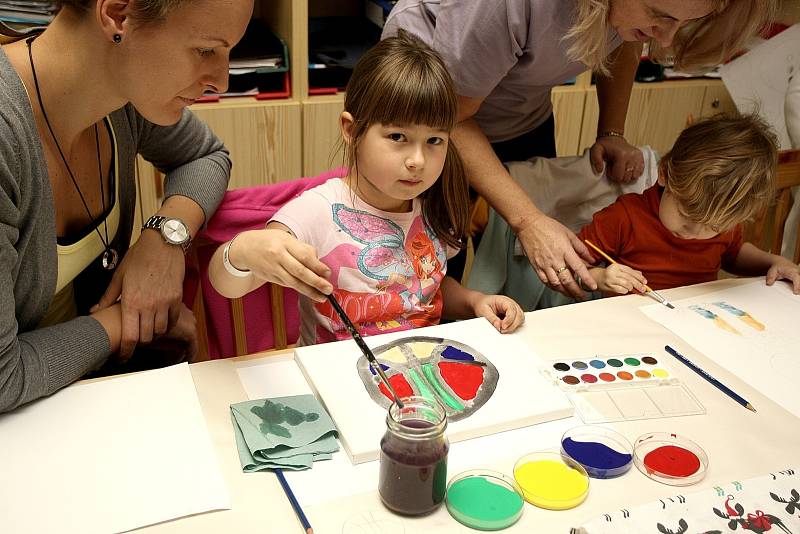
top-left (624, 357), bottom-right (641, 366)
top-left (446, 475), bottom-right (524, 530)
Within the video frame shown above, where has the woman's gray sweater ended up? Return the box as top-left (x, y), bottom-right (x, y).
top-left (0, 48), bottom-right (231, 412)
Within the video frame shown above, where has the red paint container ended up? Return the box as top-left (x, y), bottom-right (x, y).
top-left (633, 432), bottom-right (708, 486)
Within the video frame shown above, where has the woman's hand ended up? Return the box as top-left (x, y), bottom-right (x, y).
top-left (766, 257), bottom-right (800, 294)
top-left (92, 230), bottom-right (185, 360)
top-left (155, 303), bottom-right (199, 363)
top-left (472, 294), bottom-right (525, 334)
top-left (596, 264), bottom-right (648, 295)
top-left (590, 136), bottom-right (645, 183)
top-left (230, 228), bottom-right (333, 300)
top-left (516, 216), bottom-right (598, 299)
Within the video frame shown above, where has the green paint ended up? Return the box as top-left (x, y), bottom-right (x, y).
top-left (408, 368), bottom-right (436, 404)
top-left (250, 399), bottom-right (320, 438)
top-left (422, 363), bottom-right (464, 411)
top-left (606, 358), bottom-right (624, 367)
top-left (446, 476), bottom-right (524, 530)
top-left (624, 357), bottom-right (641, 366)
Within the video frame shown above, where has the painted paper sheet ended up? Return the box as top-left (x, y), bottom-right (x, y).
top-left (0, 363), bottom-right (230, 534)
top-left (295, 318), bottom-right (573, 464)
top-left (641, 280), bottom-right (800, 417)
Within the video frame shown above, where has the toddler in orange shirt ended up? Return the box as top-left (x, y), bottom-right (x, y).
top-left (579, 114), bottom-right (800, 295)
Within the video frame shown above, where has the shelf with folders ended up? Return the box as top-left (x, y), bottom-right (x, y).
top-left (196, 19), bottom-right (291, 103)
top-left (306, 0), bottom-right (394, 96)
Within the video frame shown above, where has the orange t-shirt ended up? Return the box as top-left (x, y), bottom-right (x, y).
top-left (578, 184), bottom-right (743, 290)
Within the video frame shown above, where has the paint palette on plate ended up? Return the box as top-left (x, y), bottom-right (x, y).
top-left (543, 355), bottom-right (705, 424)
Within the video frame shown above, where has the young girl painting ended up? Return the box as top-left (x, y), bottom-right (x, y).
top-left (209, 31), bottom-right (524, 345)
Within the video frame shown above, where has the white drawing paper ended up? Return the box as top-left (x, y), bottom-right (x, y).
top-left (0, 363), bottom-right (230, 534)
top-left (641, 280), bottom-right (800, 417)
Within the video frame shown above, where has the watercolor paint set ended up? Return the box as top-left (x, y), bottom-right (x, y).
top-left (542, 354), bottom-right (706, 423)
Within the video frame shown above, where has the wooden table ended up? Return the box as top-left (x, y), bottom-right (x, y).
top-left (136, 278), bottom-right (800, 533)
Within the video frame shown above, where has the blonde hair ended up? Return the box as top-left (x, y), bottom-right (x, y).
top-left (341, 30), bottom-right (469, 249)
top-left (659, 114), bottom-right (778, 231)
top-left (565, 0), bottom-right (778, 75)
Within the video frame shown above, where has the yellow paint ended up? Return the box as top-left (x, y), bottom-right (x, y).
top-left (741, 315), bottom-right (765, 331)
top-left (513, 460), bottom-right (588, 510)
top-left (409, 342), bottom-right (438, 360)
top-left (378, 346), bottom-right (408, 364)
top-left (714, 316), bottom-right (741, 335)
top-left (652, 368), bottom-right (669, 378)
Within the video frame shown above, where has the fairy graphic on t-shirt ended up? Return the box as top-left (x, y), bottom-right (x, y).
top-left (313, 204), bottom-right (446, 341)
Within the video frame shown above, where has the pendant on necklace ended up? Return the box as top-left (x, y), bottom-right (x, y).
top-left (102, 248), bottom-right (119, 270)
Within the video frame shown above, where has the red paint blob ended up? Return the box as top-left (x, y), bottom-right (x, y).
top-left (379, 374), bottom-right (414, 401)
top-left (643, 445), bottom-right (700, 477)
top-left (437, 362), bottom-right (484, 400)
top-left (581, 373), bottom-right (598, 383)
top-left (599, 372), bottom-right (616, 382)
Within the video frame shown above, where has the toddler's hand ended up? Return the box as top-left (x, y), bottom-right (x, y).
top-left (599, 264), bottom-right (647, 295)
top-left (232, 229), bottom-right (333, 301)
top-left (766, 257), bottom-right (800, 294)
top-left (473, 294), bottom-right (525, 334)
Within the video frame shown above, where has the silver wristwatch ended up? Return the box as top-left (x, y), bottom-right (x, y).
top-left (142, 215), bottom-right (191, 253)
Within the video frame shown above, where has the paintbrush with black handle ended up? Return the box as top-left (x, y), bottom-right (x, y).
top-left (326, 294), bottom-right (404, 408)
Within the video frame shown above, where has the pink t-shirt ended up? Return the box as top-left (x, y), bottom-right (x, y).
top-left (271, 178), bottom-right (452, 346)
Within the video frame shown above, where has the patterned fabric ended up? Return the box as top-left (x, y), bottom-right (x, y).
top-left (575, 468), bottom-right (800, 534)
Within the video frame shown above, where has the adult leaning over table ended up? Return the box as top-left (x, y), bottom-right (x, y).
top-left (382, 0), bottom-right (777, 299)
top-left (0, 0), bottom-right (254, 413)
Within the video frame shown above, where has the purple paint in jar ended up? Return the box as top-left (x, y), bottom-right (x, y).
top-left (378, 396), bottom-right (449, 515)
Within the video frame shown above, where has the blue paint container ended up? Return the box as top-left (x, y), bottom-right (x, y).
top-left (561, 426), bottom-right (633, 479)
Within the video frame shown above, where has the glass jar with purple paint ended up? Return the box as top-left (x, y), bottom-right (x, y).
top-left (378, 396), bottom-right (449, 515)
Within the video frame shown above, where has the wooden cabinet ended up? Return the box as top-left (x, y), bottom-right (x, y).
top-left (551, 85), bottom-right (588, 157)
top-left (302, 95), bottom-right (345, 176)
top-left (579, 80), bottom-right (718, 155)
top-left (191, 100), bottom-right (302, 187)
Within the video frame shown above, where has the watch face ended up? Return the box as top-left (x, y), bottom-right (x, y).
top-left (162, 218), bottom-right (189, 244)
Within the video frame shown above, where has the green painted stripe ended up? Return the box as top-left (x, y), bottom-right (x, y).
top-left (422, 363), bottom-right (464, 411)
top-left (408, 368), bottom-right (436, 404)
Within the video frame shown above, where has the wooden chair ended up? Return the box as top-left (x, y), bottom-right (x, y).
top-left (188, 245), bottom-right (292, 362)
top-left (743, 149), bottom-right (800, 264)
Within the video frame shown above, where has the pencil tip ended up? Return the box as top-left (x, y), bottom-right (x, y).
top-left (747, 404), bottom-right (757, 412)
top-left (666, 303), bottom-right (675, 309)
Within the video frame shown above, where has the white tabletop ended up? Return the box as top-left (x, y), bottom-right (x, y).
top-left (137, 278), bottom-right (800, 533)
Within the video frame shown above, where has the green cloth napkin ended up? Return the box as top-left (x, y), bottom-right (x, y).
top-left (230, 394), bottom-right (339, 472)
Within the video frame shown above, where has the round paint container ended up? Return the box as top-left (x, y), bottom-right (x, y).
top-left (513, 452), bottom-right (589, 510)
top-left (561, 426), bottom-right (633, 479)
top-left (445, 470), bottom-right (524, 530)
top-left (633, 432), bottom-right (708, 486)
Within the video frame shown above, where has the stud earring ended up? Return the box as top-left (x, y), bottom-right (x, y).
top-left (113, 34), bottom-right (122, 44)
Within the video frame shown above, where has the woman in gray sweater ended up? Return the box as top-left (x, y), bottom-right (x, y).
top-left (0, 0), bottom-right (253, 412)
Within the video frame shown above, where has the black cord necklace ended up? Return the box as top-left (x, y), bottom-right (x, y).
top-left (26, 36), bottom-right (118, 270)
